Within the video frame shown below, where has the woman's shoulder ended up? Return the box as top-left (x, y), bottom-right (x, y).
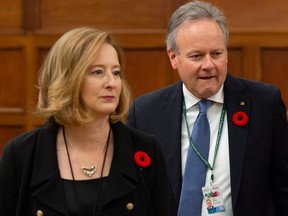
top-left (2, 123), bottom-right (58, 157)
top-left (8, 123), bottom-right (56, 144)
top-left (4, 128), bottom-right (40, 153)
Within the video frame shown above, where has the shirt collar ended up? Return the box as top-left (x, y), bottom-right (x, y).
top-left (182, 84), bottom-right (224, 109)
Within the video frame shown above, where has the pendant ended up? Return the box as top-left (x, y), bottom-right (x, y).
top-left (82, 165), bottom-right (97, 177)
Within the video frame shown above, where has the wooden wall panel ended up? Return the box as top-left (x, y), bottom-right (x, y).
top-left (1, 0), bottom-right (288, 156)
top-left (37, 48), bottom-right (49, 69)
top-left (23, 0), bottom-right (41, 30)
top-left (125, 48), bottom-right (175, 97)
top-left (261, 48), bottom-right (288, 107)
top-left (0, 48), bottom-right (26, 108)
top-left (227, 47), bottom-right (244, 77)
top-left (0, 0), bottom-right (22, 33)
top-left (183, 0), bottom-right (288, 32)
top-left (38, 0), bottom-right (171, 33)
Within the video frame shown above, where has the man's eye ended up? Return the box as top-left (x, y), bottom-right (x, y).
top-left (189, 54), bottom-right (202, 60)
top-left (212, 52), bottom-right (222, 57)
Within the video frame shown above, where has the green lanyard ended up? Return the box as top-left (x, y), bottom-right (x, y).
top-left (183, 100), bottom-right (226, 183)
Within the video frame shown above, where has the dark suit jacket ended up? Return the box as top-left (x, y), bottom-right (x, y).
top-left (126, 73), bottom-right (288, 216)
top-left (0, 121), bottom-right (176, 216)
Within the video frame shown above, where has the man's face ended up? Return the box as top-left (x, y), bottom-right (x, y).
top-left (206, 199), bottom-right (213, 207)
top-left (168, 20), bottom-right (228, 99)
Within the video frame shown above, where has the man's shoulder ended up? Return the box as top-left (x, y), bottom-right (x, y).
top-left (226, 73), bottom-right (279, 94)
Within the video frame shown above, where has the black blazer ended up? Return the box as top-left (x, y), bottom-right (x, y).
top-left (0, 121), bottom-right (176, 216)
top-left (126, 73), bottom-right (288, 216)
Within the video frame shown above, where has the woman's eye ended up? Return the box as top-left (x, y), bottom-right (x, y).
top-left (113, 70), bottom-right (121, 76)
top-left (92, 70), bottom-right (103, 75)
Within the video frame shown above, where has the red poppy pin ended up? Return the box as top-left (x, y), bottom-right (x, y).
top-left (232, 111), bottom-right (248, 126)
top-left (134, 151), bottom-right (151, 168)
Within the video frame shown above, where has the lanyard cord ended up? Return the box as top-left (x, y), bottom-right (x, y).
top-left (183, 101), bottom-right (226, 181)
top-left (63, 126), bottom-right (111, 216)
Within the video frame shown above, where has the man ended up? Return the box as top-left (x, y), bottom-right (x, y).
top-left (206, 199), bottom-right (216, 214)
top-left (126, 1), bottom-right (288, 215)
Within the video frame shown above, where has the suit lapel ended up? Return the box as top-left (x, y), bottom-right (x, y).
top-left (160, 78), bottom-right (251, 209)
top-left (224, 74), bottom-right (251, 209)
top-left (101, 122), bottom-right (139, 206)
top-left (159, 81), bottom-right (183, 206)
top-left (30, 124), bottom-right (68, 215)
top-left (30, 123), bottom-right (139, 214)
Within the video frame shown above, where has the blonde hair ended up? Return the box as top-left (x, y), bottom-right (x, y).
top-left (36, 27), bottom-right (131, 126)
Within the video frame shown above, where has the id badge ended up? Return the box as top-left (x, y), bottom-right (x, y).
top-left (202, 184), bottom-right (225, 214)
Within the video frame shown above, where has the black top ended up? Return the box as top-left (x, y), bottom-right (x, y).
top-left (62, 177), bottom-right (108, 216)
top-left (0, 121), bottom-right (176, 216)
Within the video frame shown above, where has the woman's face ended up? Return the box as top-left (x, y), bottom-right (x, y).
top-left (81, 43), bottom-right (122, 118)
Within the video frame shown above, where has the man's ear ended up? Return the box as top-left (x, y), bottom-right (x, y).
top-left (167, 49), bottom-right (178, 70)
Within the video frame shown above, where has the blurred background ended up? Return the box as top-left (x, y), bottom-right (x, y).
top-left (1, 0), bottom-right (288, 155)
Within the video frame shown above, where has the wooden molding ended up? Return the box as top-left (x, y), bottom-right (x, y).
top-left (23, 0), bottom-right (41, 30)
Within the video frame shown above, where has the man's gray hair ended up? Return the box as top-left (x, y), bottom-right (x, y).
top-left (166, 0), bottom-right (229, 53)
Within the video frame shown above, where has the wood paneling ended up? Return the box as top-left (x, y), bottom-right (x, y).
top-left (0, 48), bottom-right (26, 108)
top-left (0, 0), bottom-right (22, 33)
top-left (186, 0), bottom-right (288, 32)
top-left (227, 47), bottom-right (244, 77)
top-left (1, 0), bottom-right (288, 154)
top-left (125, 48), bottom-right (175, 97)
top-left (38, 0), bottom-right (171, 33)
top-left (23, 0), bottom-right (41, 30)
top-left (261, 48), bottom-right (288, 105)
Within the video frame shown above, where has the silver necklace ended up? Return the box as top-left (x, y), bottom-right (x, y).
top-left (63, 125), bottom-right (111, 216)
top-left (68, 134), bottom-right (108, 177)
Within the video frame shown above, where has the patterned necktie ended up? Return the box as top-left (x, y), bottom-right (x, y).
top-left (178, 100), bottom-right (212, 216)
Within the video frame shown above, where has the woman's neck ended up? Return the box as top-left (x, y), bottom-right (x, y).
top-left (63, 118), bottom-right (111, 150)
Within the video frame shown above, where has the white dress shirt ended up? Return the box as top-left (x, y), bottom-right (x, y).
top-left (181, 84), bottom-right (233, 216)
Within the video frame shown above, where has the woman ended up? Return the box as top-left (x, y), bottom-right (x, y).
top-left (0, 27), bottom-right (176, 216)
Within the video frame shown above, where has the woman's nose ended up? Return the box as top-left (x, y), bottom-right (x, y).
top-left (105, 72), bottom-right (117, 86)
